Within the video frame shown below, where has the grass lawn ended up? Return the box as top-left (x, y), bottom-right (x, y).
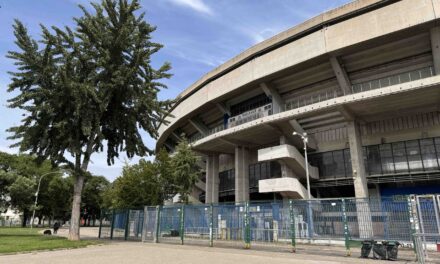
top-left (0, 227), bottom-right (100, 254)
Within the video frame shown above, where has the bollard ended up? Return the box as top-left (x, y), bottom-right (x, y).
top-left (180, 205), bottom-right (185, 245)
top-left (244, 202), bottom-right (251, 249)
top-left (154, 205), bottom-right (161, 243)
top-left (341, 199), bottom-right (351, 257)
top-left (289, 200), bottom-right (296, 253)
top-left (209, 204), bottom-right (214, 247)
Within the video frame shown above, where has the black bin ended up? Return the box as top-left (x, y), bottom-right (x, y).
top-left (361, 240), bottom-right (375, 258)
top-left (384, 241), bottom-right (400, 261)
top-left (373, 242), bottom-right (387, 260)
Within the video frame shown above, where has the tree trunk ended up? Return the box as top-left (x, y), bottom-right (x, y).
top-left (68, 173), bottom-right (85, 240)
top-left (22, 209), bottom-right (28, 228)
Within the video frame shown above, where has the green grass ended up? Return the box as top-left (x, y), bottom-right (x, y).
top-left (0, 228), bottom-right (100, 254)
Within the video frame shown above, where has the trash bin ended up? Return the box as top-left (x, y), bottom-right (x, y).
top-left (361, 240), bottom-right (375, 258)
top-left (373, 242), bottom-right (387, 260)
top-left (384, 241), bottom-right (400, 261)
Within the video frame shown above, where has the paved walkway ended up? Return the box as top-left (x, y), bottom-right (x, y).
top-left (0, 242), bottom-right (416, 264)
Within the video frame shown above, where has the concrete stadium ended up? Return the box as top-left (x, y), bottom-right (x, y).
top-left (157, 0), bottom-right (440, 204)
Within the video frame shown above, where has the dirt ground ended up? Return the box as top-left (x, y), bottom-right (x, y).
top-left (3, 227), bottom-right (426, 263)
top-left (0, 240), bottom-right (420, 264)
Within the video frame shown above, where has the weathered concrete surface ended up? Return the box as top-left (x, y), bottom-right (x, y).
top-left (0, 242), bottom-right (414, 264)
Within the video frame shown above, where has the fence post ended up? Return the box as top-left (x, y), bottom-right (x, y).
top-left (289, 200), bottom-right (296, 253)
top-left (209, 203), bottom-right (214, 247)
top-left (124, 209), bottom-right (130, 241)
top-left (110, 209), bottom-right (115, 240)
top-left (180, 204), bottom-right (185, 245)
top-left (154, 205), bottom-right (161, 243)
top-left (98, 209), bottom-right (103, 239)
top-left (407, 195), bottom-right (418, 255)
top-left (244, 201), bottom-right (251, 249)
top-left (341, 199), bottom-right (351, 256)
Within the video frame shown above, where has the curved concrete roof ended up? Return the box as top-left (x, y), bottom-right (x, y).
top-left (157, 0), bottom-right (440, 149)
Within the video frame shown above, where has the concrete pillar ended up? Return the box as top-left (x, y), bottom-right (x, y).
top-left (347, 121), bottom-right (372, 238)
top-left (205, 154), bottom-right (219, 204)
top-left (347, 121), bottom-right (368, 198)
top-left (430, 27), bottom-right (440, 75)
top-left (235, 146), bottom-right (249, 203)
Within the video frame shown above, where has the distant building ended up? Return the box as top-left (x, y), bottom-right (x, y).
top-left (0, 207), bottom-right (22, 226)
top-left (157, 0), bottom-right (440, 203)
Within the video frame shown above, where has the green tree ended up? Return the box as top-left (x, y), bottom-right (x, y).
top-left (0, 152), bottom-right (57, 226)
top-left (82, 175), bottom-right (110, 226)
top-left (170, 139), bottom-right (200, 203)
top-left (7, 0), bottom-right (172, 240)
top-left (108, 160), bottom-right (162, 208)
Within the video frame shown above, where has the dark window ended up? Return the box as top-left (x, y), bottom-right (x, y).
top-left (366, 145), bottom-right (382, 175)
top-left (406, 140), bottom-right (423, 172)
top-left (392, 142), bottom-right (408, 173)
top-left (380, 144), bottom-right (394, 174)
top-left (219, 169), bottom-right (235, 194)
top-left (248, 161), bottom-right (279, 190)
top-left (344, 149), bottom-right (352, 177)
top-left (230, 94), bottom-right (271, 117)
top-left (333, 150), bottom-right (346, 178)
top-left (420, 138), bottom-right (439, 171)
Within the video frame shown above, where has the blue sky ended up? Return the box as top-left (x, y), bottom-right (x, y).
top-left (0, 0), bottom-right (352, 181)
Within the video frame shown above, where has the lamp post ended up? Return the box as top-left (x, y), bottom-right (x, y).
top-left (292, 131), bottom-right (311, 199)
top-left (30, 171), bottom-right (62, 229)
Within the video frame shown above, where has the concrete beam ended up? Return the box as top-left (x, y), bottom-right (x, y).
top-left (189, 118), bottom-right (209, 136)
top-left (337, 105), bottom-right (354, 121)
top-left (164, 142), bottom-right (174, 152)
top-left (347, 121), bottom-right (368, 198)
top-left (235, 146), bottom-right (249, 203)
top-left (260, 82), bottom-right (284, 114)
top-left (431, 27), bottom-right (440, 75)
top-left (289, 119), bottom-right (317, 149)
top-left (216, 102), bottom-right (231, 116)
top-left (170, 132), bottom-right (182, 142)
top-left (205, 154), bottom-right (219, 204)
top-left (330, 56), bottom-right (352, 95)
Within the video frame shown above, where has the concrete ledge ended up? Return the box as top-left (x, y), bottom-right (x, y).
top-left (258, 144), bottom-right (319, 180)
top-left (259, 177), bottom-right (308, 199)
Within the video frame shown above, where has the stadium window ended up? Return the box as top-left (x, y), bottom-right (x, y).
top-left (392, 142), bottom-right (409, 173)
top-left (406, 140), bottom-right (423, 172)
top-left (420, 138), bottom-right (439, 171)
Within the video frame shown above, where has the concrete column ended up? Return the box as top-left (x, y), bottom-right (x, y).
top-left (347, 121), bottom-right (372, 238)
top-left (430, 27), bottom-right (440, 75)
top-left (205, 154), bottom-right (219, 204)
top-left (347, 121), bottom-right (368, 198)
top-left (235, 146), bottom-right (249, 203)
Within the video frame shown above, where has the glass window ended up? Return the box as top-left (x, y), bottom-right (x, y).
top-left (366, 145), bottom-right (382, 175)
top-left (322, 152), bottom-right (335, 179)
top-left (420, 138), bottom-right (439, 171)
top-left (344, 149), bottom-right (352, 178)
top-left (380, 144), bottom-right (394, 174)
top-left (392, 142), bottom-right (408, 173)
top-left (406, 140), bottom-right (423, 172)
top-left (435, 138), bottom-right (440, 168)
top-left (333, 150), bottom-right (346, 178)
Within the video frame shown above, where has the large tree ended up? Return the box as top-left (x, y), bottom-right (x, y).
top-left (7, 0), bottom-right (173, 240)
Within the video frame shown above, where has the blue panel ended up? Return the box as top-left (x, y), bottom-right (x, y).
top-left (380, 185), bottom-right (440, 197)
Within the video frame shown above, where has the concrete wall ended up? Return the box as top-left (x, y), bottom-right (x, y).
top-left (157, 0), bottom-right (440, 147)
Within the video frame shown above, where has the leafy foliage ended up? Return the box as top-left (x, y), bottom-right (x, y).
top-left (105, 140), bottom-right (200, 207)
top-left (6, 0), bottom-right (173, 239)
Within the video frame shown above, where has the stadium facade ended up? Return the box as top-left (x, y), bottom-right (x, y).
top-left (157, 0), bottom-right (440, 204)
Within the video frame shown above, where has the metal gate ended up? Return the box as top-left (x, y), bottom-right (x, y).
top-left (142, 206), bottom-right (159, 242)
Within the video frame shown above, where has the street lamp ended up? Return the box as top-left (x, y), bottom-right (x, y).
top-left (292, 131), bottom-right (311, 199)
top-left (30, 171), bottom-right (62, 229)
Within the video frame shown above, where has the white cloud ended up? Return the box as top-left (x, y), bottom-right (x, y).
top-left (168, 0), bottom-right (213, 15)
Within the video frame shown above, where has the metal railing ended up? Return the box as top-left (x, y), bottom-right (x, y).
top-left (98, 195), bottom-right (440, 260)
top-left (187, 66), bottom-right (434, 145)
